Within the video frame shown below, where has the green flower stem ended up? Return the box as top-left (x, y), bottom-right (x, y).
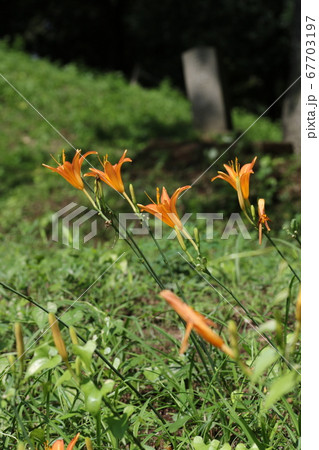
top-left (96, 412), bottom-right (101, 448)
top-left (288, 320), bottom-right (301, 356)
top-left (123, 191), bottom-right (138, 214)
top-left (243, 208), bottom-right (256, 227)
top-left (124, 191), bottom-right (173, 272)
top-left (83, 188), bottom-right (98, 210)
top-left (181, 227), bottom-right (200, 254)
top-left (99, 207), bottom-right (165, 289)
top-left (265, 233), bottom-right (301, 282)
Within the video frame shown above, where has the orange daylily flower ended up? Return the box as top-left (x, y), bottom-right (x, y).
top-left (43, 150), bottom-right (97, 190)
top-left (257, 198), bottom-right (271, 244)
top-left (159, 290), bottom-right (234, 358)
top-left (45, 433), bottom-right (80, 450)
top-left (85, 149), bottom-right (131, 193)
top-left (211, 156), bottom-right (257, 209)
top-left (138, 186), bottom-right (190, 230)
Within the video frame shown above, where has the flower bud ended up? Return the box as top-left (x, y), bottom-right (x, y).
top-left (14, 323), bottom-right (25, 366)
top-left (69, 326), bottom-right (79, 345)
top-left (48, 313), bottom-right (68, 363)
top-left (174, 227), bottom-right (186, 251)
top-left (129, 183), bottom-right (137, 205)
top-left (295, 288), bottom-right (301, 323)
top-left (85, 437), bottom-right (94, 450)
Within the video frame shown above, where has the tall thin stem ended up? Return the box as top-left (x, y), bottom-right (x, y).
top-left (265, 233), bottom-right (300, 282)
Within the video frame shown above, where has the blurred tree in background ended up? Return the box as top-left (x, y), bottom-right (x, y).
top-left (1, 0), bottom-right (297, 117)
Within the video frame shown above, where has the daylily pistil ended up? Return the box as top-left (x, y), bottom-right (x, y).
top-left (138, 186), bottom-right (190, 230)
top-left (43, 150), bottom-right (97, 190)
top-left (85, 149), bottom-right (131, 193)
top-left (160, 290), bottom-right (234, 358)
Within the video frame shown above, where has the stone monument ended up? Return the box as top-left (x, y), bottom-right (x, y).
top-left (182, 46), bottom-right (231, 134)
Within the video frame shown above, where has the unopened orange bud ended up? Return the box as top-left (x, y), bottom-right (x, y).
top-left (48, 313), bottom-right (68, 363)
top-left (14, 323), bottom-right (25, 364)
top-left (69, 326), bottom-right (79, 345)
top-left (295, 288), bottom-right (301, 323)
top-left (85, 437), bottom-right (94, 450)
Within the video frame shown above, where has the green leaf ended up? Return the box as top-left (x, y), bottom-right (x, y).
top-left (263, 371), bottom-right (301, 411)
top-left (143, 367), bottom-right (160, 382)
top-left (81, 381), bottom-right (103, 416)
top-left (26, 355), bottom-right (61, 378)
top-left (62, 309), bottom-right (83, 326)
top-left (31, 308), bottom-right (47, 329)
top-left (105, 411), bottom-right (131, 440)
top-left (168, 415), bottom-right (191, 433)
top-left (123, 405), bottom-right (135, 418)
top-left (81, 379), bottom-right (115, 416)
top-left (251, 347), bottom-right (280, 382)
top-left (54, 369), bottom-right (72, 388)
top-left (192, 436), bottom-right (220, 450)
top-left (72, 340), bottom-right (96, 372)
top-left (101, 379), bottom-right (115, 395)
top-left (25, 345), bottom-right (61, 378)
top-left (29, 428), bottom-right (45, 444)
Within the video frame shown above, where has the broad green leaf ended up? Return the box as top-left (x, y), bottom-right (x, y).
top-left (29, 428), bottom-right (45, 444)
top-left (81, 380), bottom-right (103, 416)
top-left (47, 302), bottom-right (57, 313)
top-left (263, 371), bottom-right (301, 411)
top-left (54, 369), bottom-right (72, 388)
top-left (0, 357), bottom-right (10, 374)
top-left (62, 309), bottom-right (83, 326)
top-left (81, 379), bottom-right (115, 416)
top-left (220, 445), bottom-right (231, 450)
top-left (25, 355), bottom-right (61, 378)
top-left (168, 415), bottom-right (191, 433)
top-left (31, 308), bottom-right (47, 329)
top-left (251, 347), bottom-right (280, 382)
top-left (258, 320), bottom-right (277, 334)
top-left (143, 367), bottom-right (160, 382)
top-left (192, 436), bottom-right (219, 450)
top-left (101, 379), bottom-right (115, 395)
top-left (72, 340), bottom-right (96, 372)
top-left (105, 410), bottom-right (131, 440)
top-left (123, 405), bottom-right (135, 418)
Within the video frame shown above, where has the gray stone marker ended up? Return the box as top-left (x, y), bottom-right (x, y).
top-left (182, 46), bottom-right (230, 134)
top-left (282, 89), bottom-right (301, 154)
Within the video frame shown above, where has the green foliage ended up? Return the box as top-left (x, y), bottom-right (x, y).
top-left (232, 108), bottom-right (282, 142)
top-left (0, 42), bottom-right (193, 196)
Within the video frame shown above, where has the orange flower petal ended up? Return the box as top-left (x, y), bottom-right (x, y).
top-left (138, 186), bottom-right (189, 230)
top-left (211, 157), bottom-right (257, 205)
top-left (42, 150), bottom-right (97, 190)
top-left (170, 186), bottom-right (191, 216)
top-left (51, 440), bottom-right (65, 450)
top-left (87, 150), bottom-right (131, 193)
top-left (160, 290), bottom-right (225, 352)
top-left (67, 433), bottom-right (80, 450)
